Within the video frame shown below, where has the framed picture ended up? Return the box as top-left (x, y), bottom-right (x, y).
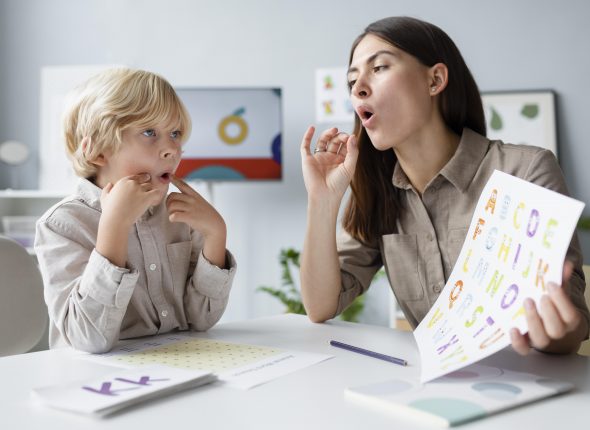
top-left (175, 87), bottom-right (282, 181)
top-left (481, 90), bottom-right (558, 158)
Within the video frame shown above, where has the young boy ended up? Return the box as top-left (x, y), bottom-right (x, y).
top-left (35, 68), bottom-right (236, 353)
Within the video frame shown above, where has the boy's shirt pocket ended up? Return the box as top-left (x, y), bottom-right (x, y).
top-left (166, 241), bottom-right (193, 294)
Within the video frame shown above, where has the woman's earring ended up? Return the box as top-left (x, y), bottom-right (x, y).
top-left (430, 86), bottom-right (437, 93)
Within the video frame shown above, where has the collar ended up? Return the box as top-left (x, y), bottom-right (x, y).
top-left (392, 128), bottom-right (490, 193)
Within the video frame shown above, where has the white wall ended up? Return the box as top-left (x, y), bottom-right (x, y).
top-left (1, 0), bottom-right (589, 322)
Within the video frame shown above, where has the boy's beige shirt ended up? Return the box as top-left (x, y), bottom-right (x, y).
top-left (336, 128), bottom-right (590, 332)
top-left (35, 178), bottom-right (236, 353)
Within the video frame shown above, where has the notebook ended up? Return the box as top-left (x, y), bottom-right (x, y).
top-left (345, 364), bottom-right (573, 427)
top-left (31, 365), bottom-right (216, 417)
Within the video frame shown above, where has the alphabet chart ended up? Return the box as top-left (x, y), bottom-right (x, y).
top-left (414, 170), bottom-right (584, 382)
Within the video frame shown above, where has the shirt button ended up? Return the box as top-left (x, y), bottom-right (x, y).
top-left (161, 310), bottom-right (168, 317)
top-left (433, 284), bottom-right (441, 293)
top-left (426, 233), bottom-right (433, 241)
top-left (149, 263), bottom-right (157, 271)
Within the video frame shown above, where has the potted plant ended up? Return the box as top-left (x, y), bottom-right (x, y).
top-left (257, 248), bottom-right (368, 322)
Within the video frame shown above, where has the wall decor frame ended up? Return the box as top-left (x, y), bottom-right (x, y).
top-left (481, 90), bottom-right (558, 158)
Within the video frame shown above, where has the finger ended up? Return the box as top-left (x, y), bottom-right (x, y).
top-left (326, 132), bottom-right (349, 154)
top-left (342, 135), bottom-right (359, 178)
top-left (523, 298), bottom-right (551, 349)
top-left (128, 173), bottom-right (151, 183)
top-left (546, 281), bottom-right (582, 331)
top-left (562, 260), bottom-right (574, 286)
top-left (300, 126), bottom-right (315, 157)
top-left (316, 127), bottom-right (339, 150)
top-left (100, 183), bottom-right (113, 201)
top-left (538, 293), bottom-right (567, 339)
top-left (510, 328), bottom-right (531, 355)
top-left (170, 175), bottom-right (198, 196)
top-left (167, 199), bottom-right (192, 214)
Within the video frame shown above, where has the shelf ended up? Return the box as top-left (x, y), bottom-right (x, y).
top-left (0, 189), bottom-right (68, 198)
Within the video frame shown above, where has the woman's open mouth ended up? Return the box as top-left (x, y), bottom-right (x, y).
top-left (357, 106), bottom-right (375, 128)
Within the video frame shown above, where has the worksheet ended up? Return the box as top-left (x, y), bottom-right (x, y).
top-left (79, 334), bottom-right (332, 390)
top-left (414, 170), bottom-right (584, 382)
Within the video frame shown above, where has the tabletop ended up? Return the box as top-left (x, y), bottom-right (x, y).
top-left (1, 313), bottom-right (589, 429)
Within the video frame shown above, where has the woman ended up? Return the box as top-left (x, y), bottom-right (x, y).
top-left (300, 16), bottom-right (589, 355)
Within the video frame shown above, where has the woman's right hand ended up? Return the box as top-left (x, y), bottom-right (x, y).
top-left (300, 126), bottom-right (359, 204)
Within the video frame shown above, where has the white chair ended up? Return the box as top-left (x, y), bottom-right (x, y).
top-left (0, 235), bottom-right (47, 356)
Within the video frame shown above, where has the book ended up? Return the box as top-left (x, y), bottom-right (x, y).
top-left (31, 365), bottom-right (216, 417)
top-left (345, 364), bottom-right (573, 427)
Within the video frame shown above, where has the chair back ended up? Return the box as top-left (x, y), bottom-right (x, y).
top-left (0, 235), bottom-right (47, 356)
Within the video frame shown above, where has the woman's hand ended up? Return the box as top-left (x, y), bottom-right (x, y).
top-left (300, 126), bottom-right (359, 205)
top-left (510, 261), bottom-right (588, 354)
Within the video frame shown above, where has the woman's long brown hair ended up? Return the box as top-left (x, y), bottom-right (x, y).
top-left (342, 17), bottom-right (486, 244)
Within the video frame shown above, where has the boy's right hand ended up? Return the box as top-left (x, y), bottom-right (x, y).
top-left (100, 173), bottom-right (162, 228)
top-left (300, 126), bottom-right (359, 205)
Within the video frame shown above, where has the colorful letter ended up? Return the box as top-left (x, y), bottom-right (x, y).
top-left (485, 189), bottom-right (497, 214)
top-left (513, 202), bottom-right (525, 229)
top-left (501, 284), bottom-right (519, 309)
top-left (465, 306), bottom-right (484, 328)
top-left (535, 259), bottom-right (549, 291)
top-left (486, 270), bottom-right (504, 298)
top-left (497, 234), bottom-right (512, 263)
top-left (485, 227), bottom-right (498, 251)
top-left (542, 219), bottom-right (558, 248)
top-left (479, 328), bottom-right (505, 349)
top-left (526, 209), bottom-right (540, 237)
top-left (499, 195), bottom-right (511, 220)
top-left (428, 307), bottom-right (444, 328)
top-left (512, 243), bottom-right (522, 270)
top-left (437, 334), bottom-right (459, 355)
top-left (473, 218), bottom-right (485, 240)
top-left (463, 249), bottom-right (472, 273)
top-left (449, 280), bottom-right (463, 309)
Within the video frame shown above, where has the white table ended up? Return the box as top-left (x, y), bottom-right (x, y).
top-left (2, 314), bottom-right (589, 429)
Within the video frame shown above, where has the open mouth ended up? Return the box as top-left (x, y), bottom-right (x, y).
top-left (357, 106), bottom-right (374, 121)
top-left (157, 171), bottom-right (173, 183)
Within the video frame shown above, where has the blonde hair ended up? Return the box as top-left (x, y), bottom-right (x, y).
top-left (63, 68), bottom-right (191, 178)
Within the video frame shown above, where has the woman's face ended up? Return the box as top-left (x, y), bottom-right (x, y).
top-left (348, 34), bottom-right (435, 151)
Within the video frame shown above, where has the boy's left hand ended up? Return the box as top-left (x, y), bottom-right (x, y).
top-left (166, 175), bottom-right (227, 268)
top-left (167, 176), bottom-right (226, 237)
top-left (510, 261), bottom-right (588, 355)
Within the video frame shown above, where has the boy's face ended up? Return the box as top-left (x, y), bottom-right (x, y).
top-left (95, 121), bottom-right (183, 202)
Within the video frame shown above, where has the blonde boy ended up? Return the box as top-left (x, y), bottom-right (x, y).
top-left (35, 68), bottom-right (236, 353)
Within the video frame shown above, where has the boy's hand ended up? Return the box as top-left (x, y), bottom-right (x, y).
top-left (100, 173), bottom-right (161, 228)
top-left (97, 173), bottom-right (161, 267)
top-left (167, 175), bottom-right (227, 268)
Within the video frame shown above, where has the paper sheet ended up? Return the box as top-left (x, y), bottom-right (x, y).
top-left (414, 170), bottom-right (584, 382)
top-left (79, 334), bottom-right (332, 390)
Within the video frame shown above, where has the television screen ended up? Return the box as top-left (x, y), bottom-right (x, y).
top-left (175, 88), bottom-right (282, 181)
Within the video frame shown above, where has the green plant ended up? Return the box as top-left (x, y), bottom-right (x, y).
top-left (578, 217), bottom-right (590, 231)
top-left (257, 247), bottom-right (367, 322)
